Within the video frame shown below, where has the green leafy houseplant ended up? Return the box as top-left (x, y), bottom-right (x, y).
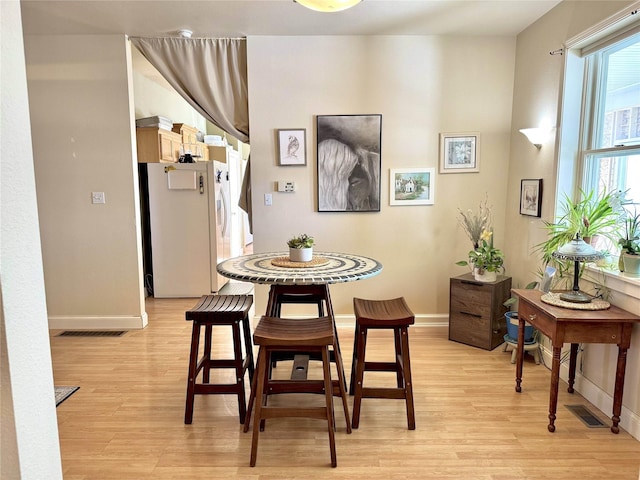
top-left (618, 208), bottom-right (640, 255)
top-left (287, 234), bottom-right (314, 249)
top-left (537, 189), bottom-right (625, 263)
top-left (456, 230), bottom-right (505, 274)
top-left (535, 189), bottom-right (626, 289)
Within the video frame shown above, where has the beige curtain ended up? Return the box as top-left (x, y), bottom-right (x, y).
top-left (130, 37), bottom-right (248, 142)
top-left (130, 37), bottom-right (252, 229)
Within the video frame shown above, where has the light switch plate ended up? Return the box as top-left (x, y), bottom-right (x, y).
top-left (91, 192), bottom-right (105, 204)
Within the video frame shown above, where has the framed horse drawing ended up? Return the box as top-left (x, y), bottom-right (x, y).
top-left (316, 114), bottom-right (382, 212)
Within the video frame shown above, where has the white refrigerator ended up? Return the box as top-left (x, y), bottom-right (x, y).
top-left (146, 161), bottom-right (231, 297)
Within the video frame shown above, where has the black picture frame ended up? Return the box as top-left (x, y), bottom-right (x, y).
top-left (520, 179), bottom-right (543, 217)
top-left (316, 114), bottom-right (382, 212)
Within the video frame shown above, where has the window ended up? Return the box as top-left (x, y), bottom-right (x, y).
top-left (579, 31), bottom-right (640, 250)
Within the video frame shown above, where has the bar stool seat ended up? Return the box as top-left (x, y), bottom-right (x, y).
top-left (184, 295), bottom-right (254, 425)
top-left (268, 284), bottom-right (327, 369)
top-left (244, 315), bottom-right (351, 468)
top-left (350, 297), bottom-right (416, 430)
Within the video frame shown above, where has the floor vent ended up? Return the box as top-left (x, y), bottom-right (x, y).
top-left (565, 404), bottom-right (607, 428)
top-left (58, 331), bottom-right (126, 337)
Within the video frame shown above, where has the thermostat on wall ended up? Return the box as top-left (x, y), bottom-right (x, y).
top-left (277, 181), bottom-right (296, 192)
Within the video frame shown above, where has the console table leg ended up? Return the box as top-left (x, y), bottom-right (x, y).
top-left (567, 343), bottom-right (578, 394)
top-left (515, 317), bottom-right (525, 393)
top-left (548, 345), bottom-right (562, 433)
top-left (611, 346), bottom-right (628, 434)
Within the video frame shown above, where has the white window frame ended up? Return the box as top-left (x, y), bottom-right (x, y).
top-left (556, 2), bottom-right (640, 293)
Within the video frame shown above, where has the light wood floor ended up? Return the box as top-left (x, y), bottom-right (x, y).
top-left (50, 297), bottom-right (640, 479)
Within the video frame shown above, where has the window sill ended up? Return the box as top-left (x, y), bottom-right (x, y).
top-left (584, 264), bottom-right (640, 302)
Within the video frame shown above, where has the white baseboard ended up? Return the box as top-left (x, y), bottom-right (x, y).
top-left (540, 346), bottom-right (640, 441)
top-left (48, 313), bottom-right (148, 330)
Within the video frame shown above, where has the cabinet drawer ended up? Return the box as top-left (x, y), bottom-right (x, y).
top-left (449, 312), bottom-right (491, 348)
top-left (450, 285), bottom-right (491, 317)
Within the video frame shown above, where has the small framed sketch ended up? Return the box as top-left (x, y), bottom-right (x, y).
top-left (439, 132), bottom-right (480, 173)
top-left (390, 168), bottom-right (435, 206)
top-left (520, 178), bottom-right (543, 217)
top-left (277, 129), bottom-right (306, 166)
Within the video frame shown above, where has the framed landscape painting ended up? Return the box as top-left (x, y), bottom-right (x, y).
top-left (390, 168), bottom-right (435, 206)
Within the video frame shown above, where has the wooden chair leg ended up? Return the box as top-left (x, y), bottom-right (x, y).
top-left (242, 314), bottom-right (255, 382)
top-left (394, 327), bottom-right (404, 388)
top-left (184, 322), bottom-right (201, 424)
top-left (231, 320), bottom-right (247, 424)
top-left (322, 347), bottom-right (337, 468)
top-left (331, 337), bottom-right (351, 433)
top-left (202, 324), bottom-right (212, 383)
top-left (351, 325), bottom-right (367, 429)
top-left (250, 346), bottom-right (268, 467)
top-left (400, 326), bottom-right (416, 430)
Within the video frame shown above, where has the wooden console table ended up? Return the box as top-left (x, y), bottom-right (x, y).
top-left (512, 289), bottom-right (640, 433)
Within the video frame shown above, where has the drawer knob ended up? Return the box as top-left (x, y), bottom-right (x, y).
top-left (529, 314), bottom-right (536, 321)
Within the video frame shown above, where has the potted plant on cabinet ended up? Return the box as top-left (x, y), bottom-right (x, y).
top-left (456, 230), bottom-right (505, 282)
top-left (618, 207), bottom-right (640, 275)
top-left (287, 233), bottom-right (314, 262)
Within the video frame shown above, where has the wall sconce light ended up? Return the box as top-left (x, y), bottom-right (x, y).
top-left (294, 0), bottom-right (363, 12)
top-left (519, 127), bottom-right (553, 149)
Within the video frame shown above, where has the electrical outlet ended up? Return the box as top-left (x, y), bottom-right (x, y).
top-left (91, 192), bottom-right (105, 204)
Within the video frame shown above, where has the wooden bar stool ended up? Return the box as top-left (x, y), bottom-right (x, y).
top-left (350, 297), bottom-right (416, 430)
top-left (268, 284), bottom-right (326, 370)
top-left (184, 295), bottom-right (254, 425)
top-left (244, 315), bottom-right (351, 468)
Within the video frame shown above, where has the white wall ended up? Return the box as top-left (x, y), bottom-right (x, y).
top-left (506, 0), bottom-right (640, 439)
top-left (0, 1), bottom-right (62, 477)
top-left (24, 35), bottom-right (147, 330)
top-left (246, 35), bottom-right (516, 320)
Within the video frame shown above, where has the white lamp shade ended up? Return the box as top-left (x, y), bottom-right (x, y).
top-left (295, 0), bottom-right (362, 12)
top-left (519, 127), bottom-right (553, 148)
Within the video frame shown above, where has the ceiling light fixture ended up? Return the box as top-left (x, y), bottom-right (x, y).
top-left (294, 0), bottom-right (363, 13)
top-left (177, 29), bottom-right (193, 38)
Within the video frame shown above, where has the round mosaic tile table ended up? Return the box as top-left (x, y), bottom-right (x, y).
top-left (216, 251), bottom-right (383, 286)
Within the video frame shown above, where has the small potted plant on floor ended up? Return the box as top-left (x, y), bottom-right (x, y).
top-left (287, 233), bottom-right (314, 262)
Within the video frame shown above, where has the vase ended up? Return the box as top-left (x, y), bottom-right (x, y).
top-left (473, 268), bottom-right (496, 283)
top-left (289, 247), bottom-right (313, 262)
top-left (622, 253), bottom-right (640, 276)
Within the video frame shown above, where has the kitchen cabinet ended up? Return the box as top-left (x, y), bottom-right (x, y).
top-left (172, 123), bottom-right (209, 161)
top-left (173, 123), bottom-right (198, 144)
top-left (449, 273), bottom-right (512, 350)
top-left (136, 127), bottom-right (181, 163)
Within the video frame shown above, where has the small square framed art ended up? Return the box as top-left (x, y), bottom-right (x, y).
top-left (439, 132), bottom-right (480, 173)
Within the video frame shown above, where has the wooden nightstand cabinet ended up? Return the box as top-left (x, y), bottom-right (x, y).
top-left (449, 273), bottom-right (512, 350)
